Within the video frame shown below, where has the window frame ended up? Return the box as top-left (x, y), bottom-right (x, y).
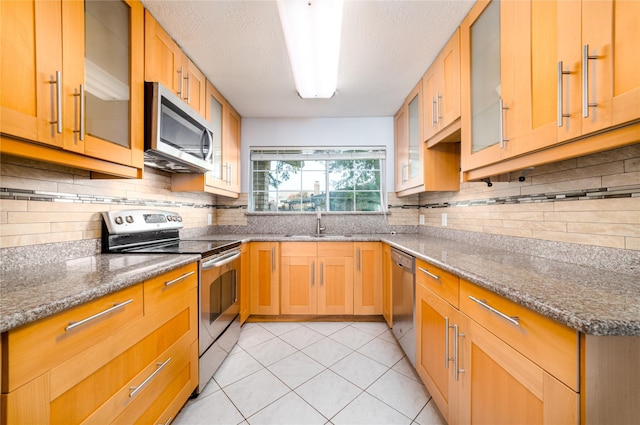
top-left (249, 146), bottom-right (387, 213)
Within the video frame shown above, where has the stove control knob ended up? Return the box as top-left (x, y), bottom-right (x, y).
top-left (167, 215), bottom-right (172, 221)
top-left (126, 215), bottom-right (134, 223)
top-left (115, 216), bottom-right (124, 225)
top-left (177, 216), bottom-right (183, 222)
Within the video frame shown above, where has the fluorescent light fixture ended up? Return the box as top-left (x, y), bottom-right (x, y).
top-left (85, 59), bottom-right (129, 101)
top-left (277, 0), bottom-right (344, 99)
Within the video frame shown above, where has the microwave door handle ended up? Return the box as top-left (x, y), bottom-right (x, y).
top-left (200, 127), bottom-right (213, 161)
top-left (205, 129), bottom-right (214, 161)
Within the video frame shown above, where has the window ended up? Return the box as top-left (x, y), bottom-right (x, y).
top-left (250, 147), bottom-right (386, 212)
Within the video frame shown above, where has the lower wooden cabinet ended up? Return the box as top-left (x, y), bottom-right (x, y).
top-left (240, 243), bottom-right (250, 324)
top-left (353, 242), bottom-right (382, 315)
top-left (415, 263), bottom-right (580, 425)
top-left (280, 242), bottom-right (354, 315)
top-left (250, 242), bottom-right (280, 315)
top-left (382, 244), bottom-right (392, 326)
top-left (1, 262), bottom-right (199, 425)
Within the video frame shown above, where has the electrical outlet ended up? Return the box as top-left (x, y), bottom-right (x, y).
top-left (207, 213), bottom-right (213, 225)
top-left (441, 212), bottom-right (448, 227)
top-left (419, 214), bottom-right (425, 225)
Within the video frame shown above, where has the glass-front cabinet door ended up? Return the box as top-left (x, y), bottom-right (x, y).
top-left (65, 0), bottom-right (144, 169)
top-left (205, 81), bottom-right (226, 187)
top-left (395, 79), bottom-right (423, 193)
top-left (460, 0), bottom-right (517, 175)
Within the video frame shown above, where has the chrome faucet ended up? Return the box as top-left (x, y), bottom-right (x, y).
top-left (316, 208), bottom-right (326, 236)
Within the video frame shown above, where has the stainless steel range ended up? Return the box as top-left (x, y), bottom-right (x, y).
top-left (101, 209), bottom-right (241, 394)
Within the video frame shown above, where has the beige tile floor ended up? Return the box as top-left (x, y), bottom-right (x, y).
top-left (174, 321), bottom-right (447, 425)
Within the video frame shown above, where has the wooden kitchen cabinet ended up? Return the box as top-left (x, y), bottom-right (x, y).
top-left (144, 10), bottom-right (206, 117)
top-left (1, 262), bottom-right (199, 425)
top-left (353, 242), bottom-right (382, 315)
top-left (250, 242), bottom-right (280, 315)
top-left (0, 0), bottom-right (144, 178)
top-left (382, 243), bottom-right (392, 326)
top-left (240, 243), bottom-right (250, 324)
top-left (171, 81), bottom-right (242, 198)
top-left (457, 313), bottom-right (579, 425)
top-left (423, 28), bottom-right (461, 146)
top-left (281, 242), bottom-right (354, 315)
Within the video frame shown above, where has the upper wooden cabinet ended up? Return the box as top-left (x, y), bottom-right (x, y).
top-left (423, 28), bottom-right (461, 146)
top-left (395, 79), bottom-right (461, 197)
top-left (460, 0), bottom-right (640, 181)
top-left (171, 81), bottom-right (241, 198)
top-left (0, 0), bottom-right (144, 178)
top-left (144, 10), bottom-right (206, 117)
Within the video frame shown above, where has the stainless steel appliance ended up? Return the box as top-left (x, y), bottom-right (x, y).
top-left (391, 248), bottom-right (416, 366)
top-left (144, 81), bottom-right (215, 173)
top-left (101, 209), bottom-right (241, 394)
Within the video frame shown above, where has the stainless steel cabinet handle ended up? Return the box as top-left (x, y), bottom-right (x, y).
top-left (271, 247), bottom-right (275, 271)
top-left (73, 84), bottom-right (85, 141)
top-left (418, 267), bottom-right (440, 281)
top-left (582, 44), bottom-right (598, 118)
top-left (499, 98), bottom-right (509, 149)
top-left (320, 262), bottom-right (324, 286)
top-left (402, 163), bottom-right (409, 183)
top-left (65, 299), bottom-right (133, 331)
top-left (557, 61), bottom-right (571, 127)
top-left (177, 66), bottom-right (183, 97)
top-left (159, 417), bottom-right (172, 425)
top-left (311, 261), bottom-right (315, 286)
top-left (165, 271), bottom-right (195, 287)
top-left (436, 91), bottom-right (442, 123)
top-left (445, 316), bottom-right (450, 369)
top-left (469, 295), bottom-right (520, 326)
top-left (356, 247), bottom-right (361, 271)
top-left (455, 325), bottom-right (465, 381)
top-left (431, 97), bottom-right (437, 128)
top-left (50, 71), bottom-right (63, 133)
top-left (185, 72), bottom-right (191, 104)
top-left (130, 357), bottom-right (171, 398)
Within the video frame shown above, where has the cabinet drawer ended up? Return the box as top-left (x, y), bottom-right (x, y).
top-left (144, 262), bottom-right (198, 313)
top-left (3, 284), bottom-right (144, 392)
top-left (50, 287), bottom-right (197, 425)
top-left (459, 279), bottom-right (579, 391)
top-left (416, 259), bottom-right (459, 308)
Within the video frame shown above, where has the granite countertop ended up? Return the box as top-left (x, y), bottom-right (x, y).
top-left (0, 253), bottom-right (200, 333)
top-left (186, 233), bottom-right (640, 336)
top-left (2, 234), bottom-right (638, 336)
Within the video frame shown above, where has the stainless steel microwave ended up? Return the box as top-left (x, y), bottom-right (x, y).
top-left (144, 82), bottom-right (214, 173)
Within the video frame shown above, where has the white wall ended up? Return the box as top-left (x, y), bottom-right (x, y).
top-left (240, 117), bottom-right (395, 193)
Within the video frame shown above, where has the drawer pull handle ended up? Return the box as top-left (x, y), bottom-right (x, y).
top-left (65, 299), bottom-right (134, 332)
top-left (469, 296), bottom-right (520, 326)
top-left (418, 267), bottom-right (440, 281)
top-left (159, 417), bottom-right (173, 425)
top-left (130, 357), bottom-right (171, 398)
top-left (165, 271), bottom-right (195, 287)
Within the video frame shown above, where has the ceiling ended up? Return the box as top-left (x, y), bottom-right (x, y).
top-left (140, 0), bottom-right (474, 119)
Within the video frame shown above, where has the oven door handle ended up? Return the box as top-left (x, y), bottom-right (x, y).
top-left (202, 251), bottom-right (241, 269)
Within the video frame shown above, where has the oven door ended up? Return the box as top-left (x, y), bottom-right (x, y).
top-left (199, 250), bottom-right (241, 356)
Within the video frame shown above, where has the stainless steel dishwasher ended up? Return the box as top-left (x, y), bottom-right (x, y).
top-left (391, 248), bottom-right (416, 366)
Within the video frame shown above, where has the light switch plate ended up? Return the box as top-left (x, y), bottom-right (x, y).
top-left (207, 213), bottom-right (213, 225)
top-left (441, 213), bottom-right (448, 227)
top-left (419, 214), bottom-right (425, 225)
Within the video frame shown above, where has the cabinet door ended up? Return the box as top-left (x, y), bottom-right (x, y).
top-left (416, 282), bottom-right (459, 425)
top-left (353, 242), bottom-right (382, 315)
top-left (382, 244), bottom-right (392, 326)
top-left (458, 314), bottom-right (579, 425)
top-left (250, 242), bottom-right (280, 315)
top-left (423, 28), bottom-right (461, 144)
top-left (317, 243), bottom-right (353, 315)
top-left (461, 0), bottom-right (522, 172)
top-left (0, 0), bottom-right (62, 147)
top-left (182, 55), bottom-right (207, 117)
top-left (240, 243), bottom-right (250, 324)
top-left (394, 105), bottom-right (408, 191)
top-left (281, 243), bottom-right (318, 315)
top-left (144, 10), bottom-right (183, 96)
top-left (224, 103), bottom-right (242, 193)
top-left (205, 81), bottom-right (226, 188)
top-left (601, 0), bottom-right (640, 128)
